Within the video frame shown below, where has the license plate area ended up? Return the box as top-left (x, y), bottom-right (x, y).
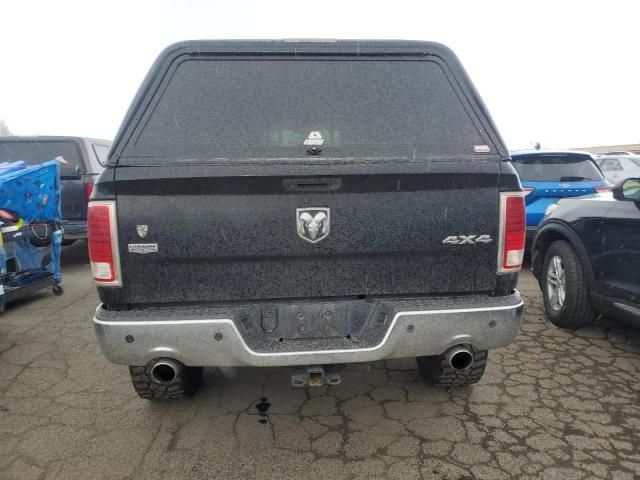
top-left (263, 302), bottom-right (370, 340)
top-left (234, 299), bottom-right (392, 351)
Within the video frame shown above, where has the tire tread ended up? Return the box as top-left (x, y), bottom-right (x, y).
top-left (542, 240), bottom-right (596, 329)
top-left (416, 347), bottom-right (488, 387)
top-left (128, 361), bottom-right (203, 400)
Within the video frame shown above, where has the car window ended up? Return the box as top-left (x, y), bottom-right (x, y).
top-left (0, 140), bottom-right (83, 176)
top-left (92, 143), bottom-right (110, 166)
top-left (626, 157), bottom-right (640, 169)
top-left (600, 151), bottom-right (631, 156)
top-left (129, 59), bottom-right (488, 159)
top-left (511, 154), bottom-right (604, 182)
top-left (599, 158), bottom-right (623, 172)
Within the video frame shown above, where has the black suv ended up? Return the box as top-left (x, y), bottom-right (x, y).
top-left (532, 178), bottom-right (640, 328)
top-left (0, 136), bottom-right (110, 243)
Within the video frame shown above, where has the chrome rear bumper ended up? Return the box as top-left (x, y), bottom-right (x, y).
top-left (93, 292), bottom-right (524, 367)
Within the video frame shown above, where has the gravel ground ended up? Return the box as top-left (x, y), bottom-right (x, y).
top-left (1, 241), bottom-right (639, 480)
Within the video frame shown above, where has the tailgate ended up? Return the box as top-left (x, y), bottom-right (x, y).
top-left (115, 162), bottom-right (501, 304)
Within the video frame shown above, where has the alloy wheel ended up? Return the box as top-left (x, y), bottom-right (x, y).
top-left (546, 255), bottom-right (566, 311)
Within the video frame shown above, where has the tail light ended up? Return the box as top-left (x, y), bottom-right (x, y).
top-left (594, 185), bottom-right (612, 194)
top-left (497, 192), bottom-right (526, 273)
top-left (87, 201), bottom-right (121, 286)
top-left (85, 182), bottom-right (94, 202)
top-left (522, 187), bottom-right (535, 197)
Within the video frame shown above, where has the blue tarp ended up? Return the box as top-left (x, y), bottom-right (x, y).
top-left (13, 230), bottom-right (63, 282)
top-left (0, 160), bottom-right (28, 175)
top-left (0, 160), bottom-right (61, 222)
top-left (1, 160), bottom-right (62, 283)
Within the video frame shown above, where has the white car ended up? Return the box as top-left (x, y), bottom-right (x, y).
top-left (596, 155), bottom-right (640, 184)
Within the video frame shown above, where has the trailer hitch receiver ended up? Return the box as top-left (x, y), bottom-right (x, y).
top-left (290, 366), bottom-right (342, 387)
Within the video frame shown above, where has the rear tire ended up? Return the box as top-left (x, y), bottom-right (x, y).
top-left (416, 348), bottom-right (488, 387)
top-left (129, 360), bottom-right (203, 400)
top-left (541, 240), bottom-right (596, 329)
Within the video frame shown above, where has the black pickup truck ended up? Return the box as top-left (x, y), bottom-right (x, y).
top-left (89, 40), bottom-right (525, 399)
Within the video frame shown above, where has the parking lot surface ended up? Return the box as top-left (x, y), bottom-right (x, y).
top-left (1, 242), bottom-right (639, 480)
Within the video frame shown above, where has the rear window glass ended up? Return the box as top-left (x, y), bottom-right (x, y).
top-left (627, 157), bottom-right (640, 168)
top-left (92, 143), bottom-right (110, 166)
top-left (0, 141), bottom-right (82, 175)
top-left (130, 59), bottom-right (487, 159)
top-left (511, 154), bottom-right (604, 182)
top-left (597, 158), bottom-right (623, 172)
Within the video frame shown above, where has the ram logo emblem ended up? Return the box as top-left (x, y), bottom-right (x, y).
top-left (297, 208), bottom-right (330, 243)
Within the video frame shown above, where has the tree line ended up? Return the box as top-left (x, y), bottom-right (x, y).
top-left (0, 120), bottom-right (13, 136)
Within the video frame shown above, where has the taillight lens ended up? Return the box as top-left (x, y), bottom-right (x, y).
top-left (88, 201), bottom-right (121, 286)
top-left (594, 185), bottom-right (612, 193)
top-left (522, 187), bottom-right (535, 197)
top-left (85, 182), bottom-right (94, 202)
top-left (498, 193), bottom-right (526, 273)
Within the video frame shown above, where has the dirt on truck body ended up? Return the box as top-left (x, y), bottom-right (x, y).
top-left (89, 40), bottom-right (525, 399)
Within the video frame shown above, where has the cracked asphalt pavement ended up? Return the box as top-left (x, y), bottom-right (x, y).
top-left (1, 242), bottom-right (639, 480)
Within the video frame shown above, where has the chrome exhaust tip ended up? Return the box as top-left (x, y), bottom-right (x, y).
top-left (150, 358), bottom-right (182, 384)
top-left (445, 346), bottom-right (474, 370)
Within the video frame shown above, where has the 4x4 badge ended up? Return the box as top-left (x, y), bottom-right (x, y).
top-left (297, 208), bottom-right (330, 243)
top-left (442, 235), bottom-right (492, 245)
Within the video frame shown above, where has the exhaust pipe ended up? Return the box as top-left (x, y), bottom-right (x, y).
top-left (150, 358), bottom-right (183, 384)
top-left (444, 346), bottom-right (474, 370)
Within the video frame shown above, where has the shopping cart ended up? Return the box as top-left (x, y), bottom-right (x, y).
top-left (0, 160), bottom-right (63, 312)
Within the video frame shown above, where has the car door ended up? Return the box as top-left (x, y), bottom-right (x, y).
top-left (596, 190), bottom-right (640, 304)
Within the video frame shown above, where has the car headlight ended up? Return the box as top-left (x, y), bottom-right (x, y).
top-left (544, 203), bottom-right (559, 217)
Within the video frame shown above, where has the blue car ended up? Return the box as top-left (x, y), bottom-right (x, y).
top-left (510, 150), bottom-right (611, 247)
